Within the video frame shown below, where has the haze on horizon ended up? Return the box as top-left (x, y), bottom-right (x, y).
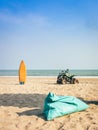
top-left (0, 0), bottom-right (98, 70)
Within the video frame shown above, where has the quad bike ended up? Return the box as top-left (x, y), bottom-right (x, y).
top-left (57, 71), bottom-right (79, 84)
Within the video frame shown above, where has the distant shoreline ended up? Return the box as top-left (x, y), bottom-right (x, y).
top-left (0, 76), bottom-right (98, 78)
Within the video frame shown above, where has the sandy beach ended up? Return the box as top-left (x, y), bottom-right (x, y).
top-left (0, 77), bottom-right (98, 130)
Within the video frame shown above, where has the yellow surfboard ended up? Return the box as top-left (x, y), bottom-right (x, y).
top-left (19, 60), bottom-right (26, 84)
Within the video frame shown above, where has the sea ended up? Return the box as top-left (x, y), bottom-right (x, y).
top-left (0, 70), bottom-right (98, 77)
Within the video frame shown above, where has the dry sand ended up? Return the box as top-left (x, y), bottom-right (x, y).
top-left (0, 77), bottom-right (98, 130)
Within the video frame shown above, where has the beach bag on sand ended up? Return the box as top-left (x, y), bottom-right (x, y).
top-left (43, 93), bottom-right (89, 120)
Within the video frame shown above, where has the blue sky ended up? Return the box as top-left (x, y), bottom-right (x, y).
top-left (0, 0), bottom-right (98, 69)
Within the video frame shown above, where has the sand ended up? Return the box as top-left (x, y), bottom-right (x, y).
top-left (0, 76), bottom-right (98, 130)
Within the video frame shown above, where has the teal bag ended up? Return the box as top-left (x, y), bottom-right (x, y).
top-left (43, 93), bottom-right (89, 120)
